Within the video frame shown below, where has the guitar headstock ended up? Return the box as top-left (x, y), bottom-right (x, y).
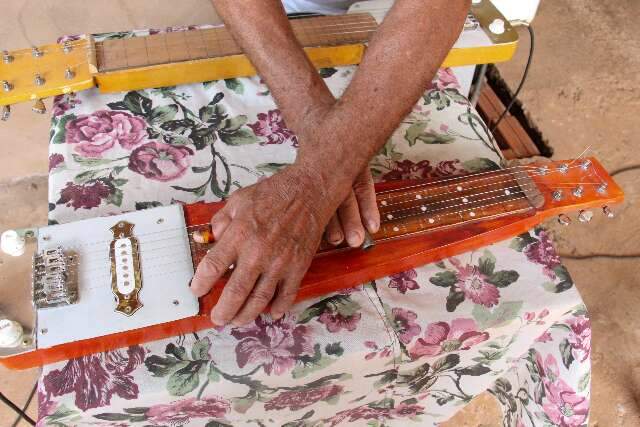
top-left (0, 38), bottom-right (96, 119)
top-left (528, 157), bottom-right (624, 224)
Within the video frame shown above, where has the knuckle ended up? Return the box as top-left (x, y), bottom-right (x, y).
top-left (201, 255), bottom-right (227, 277)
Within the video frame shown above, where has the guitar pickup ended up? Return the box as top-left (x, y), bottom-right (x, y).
top-left (32, 247), bottom-right (78, 309)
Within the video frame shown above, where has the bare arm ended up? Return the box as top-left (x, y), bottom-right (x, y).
top-left (191, 0), bottom-right (470, 325)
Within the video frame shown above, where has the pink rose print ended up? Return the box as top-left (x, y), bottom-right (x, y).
top-left (248, 109), bottom-right (298, 146)
top-left (433, 159), bottom-right (465, 177)
top-left (524, 230), bottom-right (561, 278)
top-left (48, 154), bottom-right (65, 172)
top-left (427, 68), bottom-right (461, 92)
top-left (318, 310), bottom-right (361, 333)
top-left (146, 396), bottom-right (230, 425)
top-left (37, 385), bottom-right (58, 421)
top-left (265, 384), bottom-right (343, 411)
top-left (391, 402), bottom-right (425, 417)
top-left (52, 93), bottom-right (81, 118)
top-left (364, 340), bottom-right (392, 360)
top-left (535, 331), bottom-right (553, 343)
top-left (42, 345), bottom-right (145, 411)
top-left (128, 141), bottom-right (194, 182)
top-left (543, 381), bottom-right (589, 427)
top-left (381, 159), bottom-right (465, 182)
top-left (388, 269), bottom-right (420, 294)
top-left (57, 180), bottom-right (113, 210)
top-left (450, 258), bottom-right (500, 307)
top-left (567, 315), bottom-right (591, 363)
top-left (391, 307), bottom-right (421, 345)
top-left (230, 314), bottom-right (313, 375)
top-left (409, 318), bottom-right (489, 359)
top-left (65, 110), bottom-right (149, 157)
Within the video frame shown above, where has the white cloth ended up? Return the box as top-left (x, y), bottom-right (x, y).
top-left (282, 0), bottom-right (357, 14)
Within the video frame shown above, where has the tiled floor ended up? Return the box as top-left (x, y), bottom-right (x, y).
top-left (1, 0), bottom-right (639, 425)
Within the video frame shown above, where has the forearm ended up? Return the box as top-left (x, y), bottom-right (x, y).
top-left (212, 0), bottom-right (336, 137)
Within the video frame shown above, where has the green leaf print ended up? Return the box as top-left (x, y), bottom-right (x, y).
top-left (51, 114), bottom-right (76, 144)
top-left (487, 270), bottom-right (520, 288)
top-left (123, 91), bottom-right (153, 116)
top-left (149, 104), bottom-right (178, 124)
top-left (472, 301), bottom-right (523, 329)
top-left (559, 338), bottom-right (575, 369)
top-left (462, 158), bottom-right (501, 173)
top-left (509, 232), bottom-right (538, 252)
top-left (167, 361), bottom-right (205, 396)
top-left (446, 288), bottom-right (466, 312)
top-left (219, 128), bottom-right (259, 146)
top-left (429, 271), bottom-right (458, 288)
top-left (256, 162), bottom-right (291, 175)
top-left (191, 337), bottom-right (212, 360)
top-left (224, 78), bottom-right (245, 94)
top-left (478, 250), bottom-right (496, 276)
top-left (160, 118), bottom-right (195, 133)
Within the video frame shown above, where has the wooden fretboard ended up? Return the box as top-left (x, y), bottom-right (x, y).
top-left (96, 14), bottom-right (378, 72)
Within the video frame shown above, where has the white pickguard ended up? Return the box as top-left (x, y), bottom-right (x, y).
top-left (348, 0), bottom-right (493, 48)
top-left (36, 205), bottom-right (198, 349)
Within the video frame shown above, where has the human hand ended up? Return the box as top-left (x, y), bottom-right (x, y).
top-left (190, 165), bottom-right (343, 326)
top-left (324, 169), bottom-right (380, 247)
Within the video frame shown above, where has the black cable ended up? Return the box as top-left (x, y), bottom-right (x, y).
top-left (0, 392), bottom-right (36, 426)
top-left (491, 24), bottom-right (535, 132)
top-left (610, 164), bottom-right (640, 177)
top-left (560, 253), bottom-right (640, 260)
top-left (11, 382), bottom-right (38, 427)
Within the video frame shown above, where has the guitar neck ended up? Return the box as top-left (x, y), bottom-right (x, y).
top-left (96, 14), bottom-right (377, 73)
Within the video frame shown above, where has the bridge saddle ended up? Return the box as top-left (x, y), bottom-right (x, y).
top-left (32, 247), bottom-right (78, 309)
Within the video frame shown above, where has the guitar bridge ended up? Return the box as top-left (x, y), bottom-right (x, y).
top-left (32, 247), bottom-right (78, 309)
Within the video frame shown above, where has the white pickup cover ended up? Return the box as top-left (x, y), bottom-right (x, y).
top-left (36, 204), bottom-right (198, 349)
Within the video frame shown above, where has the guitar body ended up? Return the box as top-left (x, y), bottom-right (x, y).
top-left (0, 158), bottom-right (623, 370)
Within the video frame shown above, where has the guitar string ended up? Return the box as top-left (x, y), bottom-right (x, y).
top-left (75, 192), bottom-right (534, 287)
top-left (60, 183), bottom-right (548, 273)
top-left (45, 163), bottom-right (598, 257)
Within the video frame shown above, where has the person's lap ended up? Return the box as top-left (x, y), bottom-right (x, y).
top-left (38, 29), bottom-right (589, 427)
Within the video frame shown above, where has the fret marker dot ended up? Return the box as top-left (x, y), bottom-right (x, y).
top-left (456, 186), bottom-right (463, 191)
top-left (381, 200), bottom-right (387, 206)
top-left (428, 218), bottom-right (435, 224)
top-left (393, 226), bottom-right (400, 232)
top-left (415, 194), bottom-right (422, 200)
top-left (470, 211), bottom-right (476, 217)
top-left (386, 214), bottom-right (394, 220)
top-left (420, 206), bottom-right (427, 212)
top-left (505, 189), bottom-right (511, 195)
top-left (462, 197), bottom-right (469, 203)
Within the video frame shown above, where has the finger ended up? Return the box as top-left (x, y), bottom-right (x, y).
top-left (190, 237), bottom-right (237, 298)
top-left (210, 208), bottom-right (233, 241)
top-left (338, 191), bottom-right (365, 247)
top-left (270, 274), bottom-right (303, 320)
top-left (211, 259), bottom-right (261, 325)
top-left (231, 275), bottom-right (279, 326)
top-left (325, 214), bottom-right (344, 245)
top-left (353, 170), bottom-right (380, 234)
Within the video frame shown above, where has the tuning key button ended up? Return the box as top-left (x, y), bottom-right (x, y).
top-left (32, 99), bottom-right (46, 114)
top-left (489, 18), bottom-right (506, 35)
top-left (2, 80), bottom-right (13, 92)
top-left (2, 50), bottom-right (13, 64)
top-left (557, 214), bottom-right (572, 226)
top-left (65, 68), bottom-right (75, 80)
top-left (578, 210), bottom-right (593, 223)
top-left (558, 163), bottom-right (569, 174)
top-left (62, 41), bottom-right (72, 54)
top-left (572, 185), bottom-right (584, 198)
top-left (34, 74), bottom-right (45, 86)
top-left (602, 206), bottom-right (615, 218)
top-left (31, 47), bottom-right (43, 57)
top-left (538, 165), bottom-right (549, 175)
top-left (580, 159), bottom-right (592, 170)
top-left (597, 183), bottom-right (608, 194)
top-left (1, 105), bottom-right (10, 121)
top-left (552, 190), bottom-right (563, 201)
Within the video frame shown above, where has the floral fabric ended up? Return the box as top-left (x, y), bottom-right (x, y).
top-left (39, 27), bottom-right (590, 427)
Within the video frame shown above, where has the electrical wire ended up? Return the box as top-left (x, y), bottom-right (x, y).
top-left (491, 24), bottom-right (535, 132)
top-left (0, 391), bottom-right (36, 426)
top-left (10, 382), bottom-right (38, 427)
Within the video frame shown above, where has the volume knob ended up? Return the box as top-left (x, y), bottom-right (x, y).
top-left (0, 319), bottom-right (24, 348)
top-left (1, 230), bottom-right (25, 256)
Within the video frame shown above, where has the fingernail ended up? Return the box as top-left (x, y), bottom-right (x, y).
top-left (271, 311), bottom-right (283, 320)
top-left (367, 220), bottom-right (380, 233)
top-left (329, 232), bottom-right (343, 245)
top-left (347, 231), bottom-right (363, 247)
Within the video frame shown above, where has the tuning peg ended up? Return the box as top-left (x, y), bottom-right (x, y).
top-left (34, 73), bottom-right (45, 86)
top-left (64, 67), bottom-right (75, 80)
top-left (572, 185), bottom-right (584, 198)
top-left (578, 210), bottom-right (593, 223)
top-left (1, 105), bottom-right (10, 121)
top-left (580, 159), bottom-right (592, 170)
top-left (2, 80), bottom-right (12, 92)
top-left (552, 190), bottom-right (563, 201)
top-left (2, 50), bottom-right (13, 64)
top-left (32, 99), bottom-right (46, 114)
top-left (31, 46), bottom-right (43, 58)
top-left (62, 41), bottom-right (72, 54)
top-left (557, 163), bottom-right (569, 174)
top-left (602, 206), bottom-right (614, 218)
top-left (597, 183), bottom-right (608, 194)
top-left (557, 214), bottom-right (572, 226)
